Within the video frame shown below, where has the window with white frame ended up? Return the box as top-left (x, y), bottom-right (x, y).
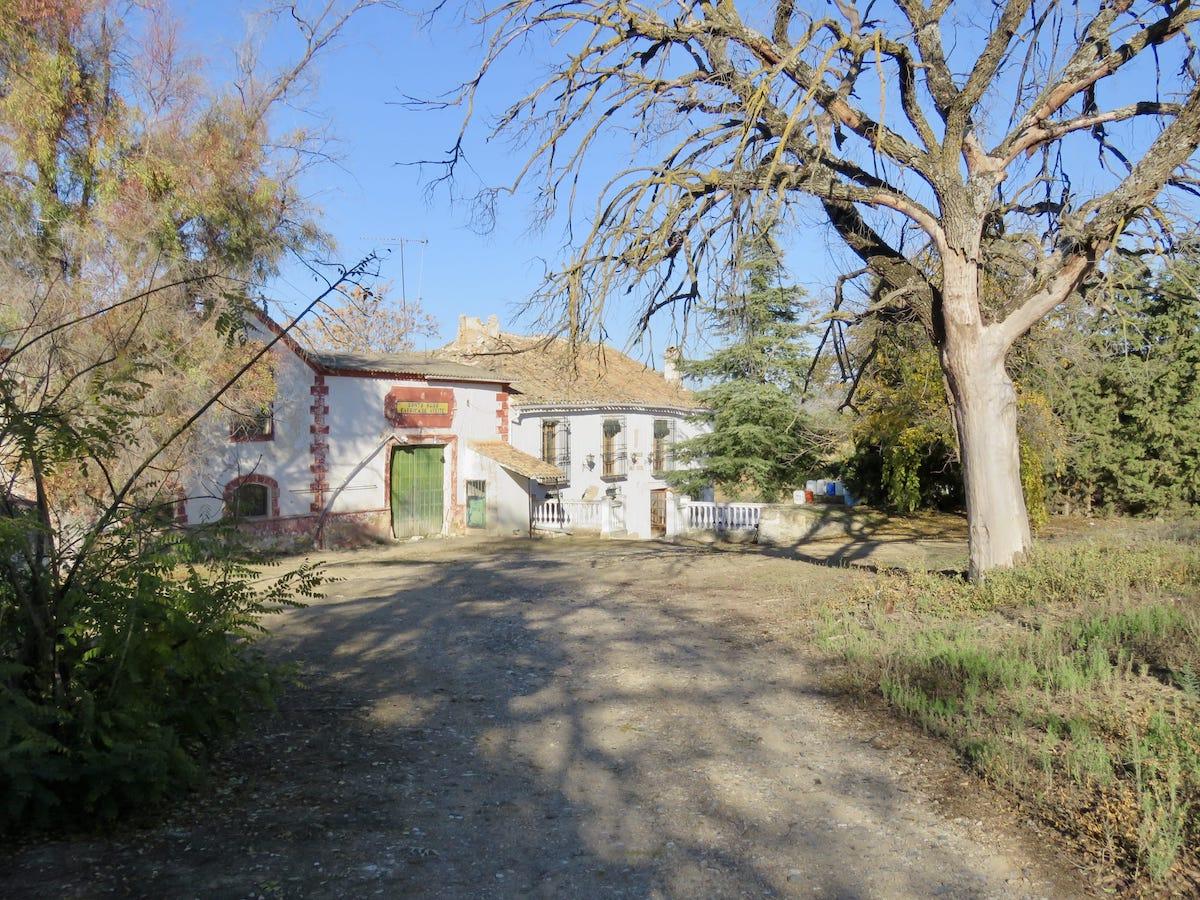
top-left (652, 418), bottom-right (676, 475)
top-left (601, 416), bottom-right (627, 478)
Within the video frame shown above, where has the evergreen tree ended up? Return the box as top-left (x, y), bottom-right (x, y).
top-left (1035, 249), bottom-right (1200, 514)
top-left (844, 245), bottom-right (1200, 519)
top-left (668, 224), bottom-right (826, 500)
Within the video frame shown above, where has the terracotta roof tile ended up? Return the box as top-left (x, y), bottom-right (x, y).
top-left (469, 440), bottom-right (567, 483)
top-left (442, 332), bottom-right (698, 409)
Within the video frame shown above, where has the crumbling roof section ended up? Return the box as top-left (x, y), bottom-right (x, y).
top-left (308, 351), bottom-right (509, 384)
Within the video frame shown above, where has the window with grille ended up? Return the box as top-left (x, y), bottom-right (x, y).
top-left (601, 416), bottom-right (628, 478)
top-left (652, 418), bottom-right (676, 475)
top-left (541, 419), bottom-right (571, 473)
top-left (227, 482), bottom-right (269, 519)
top-left (231, 403), bottom-right (274, 442)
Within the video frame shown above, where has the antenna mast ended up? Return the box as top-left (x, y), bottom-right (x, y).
top-left (360, 236), bottom-right (428, 304)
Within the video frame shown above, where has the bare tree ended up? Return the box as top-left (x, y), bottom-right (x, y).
top-left (299, 283), bottom-right (439, 353)
top-left (432, 0), bottom-right (1200, 577)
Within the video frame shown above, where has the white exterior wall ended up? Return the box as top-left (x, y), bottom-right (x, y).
top-left (182, 318), bottom-right (709, 544)
top-left (461, 452), bottom-right (532, 536)
top-left (184, 341), bottom-right (318, 525)
top-left (184, 329), bottom-right (523, 539)
top-left (510, 407), bottom-right (707, 539)
top-left (322, 375), bottom-right (503, 531)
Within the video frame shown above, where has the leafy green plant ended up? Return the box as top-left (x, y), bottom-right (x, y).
top-left (0, 519), bottom-right (324, 831)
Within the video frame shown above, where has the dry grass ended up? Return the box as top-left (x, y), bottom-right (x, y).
top-left (816, 529), bottom-right (1200, 893)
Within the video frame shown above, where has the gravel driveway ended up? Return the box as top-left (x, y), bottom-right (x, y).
top-left (1, 538), bottom-right (1085, 898)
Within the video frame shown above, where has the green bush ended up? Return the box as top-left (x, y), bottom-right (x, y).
top-left (0, 522), bottom-right (323, 831)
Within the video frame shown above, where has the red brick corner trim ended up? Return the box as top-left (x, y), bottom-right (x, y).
top-left (309, 373), bottom-right (330, 514)
top-left (496, 391), bottom-right (510, 441)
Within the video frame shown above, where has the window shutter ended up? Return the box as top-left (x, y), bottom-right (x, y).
top-left (601, 416), bottom-right (628, 477)
top-left (558, 420), bottom-right (571, 468)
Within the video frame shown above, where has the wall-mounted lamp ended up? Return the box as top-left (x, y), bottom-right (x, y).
top-left (585, 453), bottom-right (596, 470)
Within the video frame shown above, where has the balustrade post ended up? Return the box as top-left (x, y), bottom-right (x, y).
top-left (665, 493), bottom-right (681, 539)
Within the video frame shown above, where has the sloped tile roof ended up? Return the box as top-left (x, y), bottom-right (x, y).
top-left (469, 440), bottom-right (567, 483)
top-left (250, 310), bottom-right (511, 385)
top-left (308, 351), bottom-right (509, 384)
top-left (442, 332), bottom-right (699, 409)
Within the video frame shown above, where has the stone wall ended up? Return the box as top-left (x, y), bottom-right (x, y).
top-left (757, 504), bottom-right (878, 546)
top-left (236, 509), bottom-right (392, 553)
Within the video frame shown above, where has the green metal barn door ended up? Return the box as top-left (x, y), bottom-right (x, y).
top-left (390, 445), bottom-right (445, 538)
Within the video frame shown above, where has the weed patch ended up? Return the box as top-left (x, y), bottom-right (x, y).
top-left (818, 537), bottom-right (1200, 891)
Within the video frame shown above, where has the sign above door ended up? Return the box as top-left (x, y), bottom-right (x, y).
top-left (385, 386), bottom-right (455, 428)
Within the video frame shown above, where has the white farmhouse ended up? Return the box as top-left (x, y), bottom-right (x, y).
top-left (181, 311), bottom-right (707, 546)
top-left (443, 316), bottom-right (707, 539)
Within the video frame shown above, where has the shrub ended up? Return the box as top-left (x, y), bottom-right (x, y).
top-left (0, 521), bottom-right (323, 831)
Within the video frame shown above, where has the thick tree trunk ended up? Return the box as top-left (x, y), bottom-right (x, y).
top-left (941, 333), bottom-right (1032, 580)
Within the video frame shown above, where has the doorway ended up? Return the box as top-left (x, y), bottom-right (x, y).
top-left (466, 479), bottom-right (487, 529)
top-left (390, 445), bottom-right (445, 538)
top-left (650, 488), bottom-right (667, 537)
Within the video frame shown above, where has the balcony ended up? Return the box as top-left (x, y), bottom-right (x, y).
top-left (600, 450), bottom-right (628, 479)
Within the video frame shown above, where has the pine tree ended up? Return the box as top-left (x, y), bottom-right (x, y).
top-left (668, 224), bottom-right (826, 501)
top-left (1037, 249), bottom-right (1200, 514)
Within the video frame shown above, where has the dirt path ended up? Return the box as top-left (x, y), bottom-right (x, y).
top-left (1, 539), bottom-right (1085, 898)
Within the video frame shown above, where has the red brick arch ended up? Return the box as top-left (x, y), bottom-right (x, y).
top-left (223, 473), bottom-right (280, 518)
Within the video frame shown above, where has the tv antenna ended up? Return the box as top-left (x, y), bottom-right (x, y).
top-left (360, 236), bottom-right (428, 304)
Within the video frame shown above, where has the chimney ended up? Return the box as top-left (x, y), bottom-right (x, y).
top-left (663, 346), bottom-right (682, 385)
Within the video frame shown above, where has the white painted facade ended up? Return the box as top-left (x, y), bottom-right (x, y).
top-left (510, 406), bottom-right (707, 539)
top-left (185, 332), bottom-right (320, 525)
top-left (182, 313), bottom-right (713, 547)
top-left (182, 316), bottom-right (531, 546)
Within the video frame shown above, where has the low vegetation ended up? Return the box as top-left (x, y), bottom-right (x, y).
top-left (0, 1), bottom-right (363, 836)
top-left (0, 520), bottom-right (324, 832)
top-left (817, 529), bottom-right (1200, 890)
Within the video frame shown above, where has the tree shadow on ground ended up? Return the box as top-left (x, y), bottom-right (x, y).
top-left (692, 506), bottom-right (970, 575)
top-left (1, 540), bottom-right (1036, 898)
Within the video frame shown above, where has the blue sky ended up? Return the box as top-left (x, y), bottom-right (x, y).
top-left (174, 1), bottom-right (718, 356)
top-left (172, 1), bottom-right (1194, 360)
top-left (172, 1), bottom-right (859, 360)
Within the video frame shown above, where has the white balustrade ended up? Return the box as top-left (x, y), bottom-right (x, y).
top-left (532, 498), bottom-right (605, 532)
top-left (534, 497), bottom-right (760, 536)
top-left (683, 500), bottom-right (762, 532)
